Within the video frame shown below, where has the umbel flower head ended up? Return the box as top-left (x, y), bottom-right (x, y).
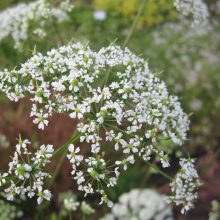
top-left (0, 0), bottom-right (72, 49)
top-left (169, 158), bottom-right (201, 214)
top-left (174, 0), bottom-right (209, 26)
top-left (1, 136), bottom-right (53, 204)
top-left (0, 43), bottom-right (194, 209)
top-left (100, 188), bottom-right (173, 220)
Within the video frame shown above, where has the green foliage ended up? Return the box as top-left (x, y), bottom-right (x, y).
top-left (93, 0), bottom-right (177, 28)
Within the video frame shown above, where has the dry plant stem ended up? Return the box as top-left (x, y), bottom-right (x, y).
top-left (123, 0), bottom-right (148, 47)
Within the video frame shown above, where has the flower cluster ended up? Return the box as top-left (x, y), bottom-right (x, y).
top-left (0, 200), bottom-right (23, 220)
top-left (209, 200), bottom-right (220, 220)
top-left (0, 43), bottom-right (190, 206)
top-left (81, 201), bottom-right (95, 216)
top-left (146, 20), bottom-right (220, 150)
top-left (1, 137), bottom-right (53, 204)
top-left (63, 197), bottom-right (80, 211)
top-left (58, 191), bottom-right (80, 217)
top-left (174, 0), bottom-right (209, 26)
top-left (0, 0), bottom-right (72, 49)
top-left (59, 191), bottom-right (94, 217)
top-left (101, 189), bottom-right (173, 220)
top-left (168, 158), bottom-right (201, 214)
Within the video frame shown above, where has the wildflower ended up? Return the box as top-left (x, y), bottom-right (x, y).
top-left (0, 0), bottom-right (72, 49)
top-left (81, 201), bottom-right (94, 215)
top-left (209, 200), bottom-right (220, 220)
top-left (168, 158), bottom-right (201, 214)
top-left (0, 173), bottom-right (8, 186)
top-left (101, 189), bottom-right (173, 220)
top-left (121, 138), bottom-right (140, 154)
top-left (32, 111), bottom-right (49, 130)
top-left (37, 187), bottom-right (52, 204)
top-left (64, 198), bottom-right (80, 211)
top-left (60, 0), bottom-right (74, 12)
top-left (174, 0), bottom-right (209, 26)
top-left (15, 138), bottom-right (30, 154)
top-left (93, 10), bottom-right (106, 21)
top-left (0, 43), bottom-right (191, 207)
top-left (4, 137), bottom-right (53, 204)
top-left (67, 144), bottom-right (83, 166)
top-left (35, 144), bottom-right (54, 162)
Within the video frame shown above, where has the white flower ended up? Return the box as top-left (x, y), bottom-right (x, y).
top-left (4, 137), bottom-right (53, 204)
top-left (67, 144), bottom-right (83, 166)
top-left (36, 144), bottom-right (54, 161)
top-left (0, 0), bottom-right (71, 49)
top-left (102, 189), bottom-right (173, 220)
top-left (0, 43), bottom-right (191, 208)
top-left (64, 198), bottom-right (79, 211)
top-left (33, 111), bottom-right (49, 130)
top-left (174, 0), bottom-right (209, 26)
top-left (168, 158), bottom-right (201, 214)
top-left (116, 155), bottom-right (135, 170)
top-left (0, 173), bottom-right (8, 186)
top-left (93, 10), bottom-right (106, 21)
top-left (16, 138), bottom-right (30, 154)
top-left (81, 201), bottom-right (94, 215)
top-left (121, 138), bottom-right (140, 154)
top-left (37, 187), bottom-right (51, 204)
top-left (74, 171), bottom-right (85, 185)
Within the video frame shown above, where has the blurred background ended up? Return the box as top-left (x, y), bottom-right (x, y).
top-left (0, 0), bottom-right (220, 219)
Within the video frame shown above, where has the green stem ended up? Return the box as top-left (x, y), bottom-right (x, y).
top-left (123, 0), bottom-right (148, 47)
top-left (52, 18), bottom-right (65, 44)
top-left (69, 210), bottom-right (72, 220)
top-left (140, 158), bottom-right (156, 188)
top-left (49, 131), bottom-right (79, 188)
top-left (52, 133), bottom-right (81, 158)
top-left (145, 160), bottom-right (172, 181)
top-left (82, 213), bottom-right (87, 220)
top-left (48, 149), bottom-right (67, 188)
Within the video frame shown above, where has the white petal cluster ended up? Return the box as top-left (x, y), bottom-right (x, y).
top-left (168, 158), bottom-right (201, 214)
top-left (59, 191), bottom-right (79, 212)
top-left (0, 0), bottom-right (70, 49)
top-left (81, 201), bottom-right (95, 215)
top-left (0, 43), bottom-right (190, 205)
top-left (2, 137), bottom-right (53, 204)
top-left (209, 200), bottom-right (220, 220)
top-left (64, 198), bottom-right (80, 211)
top-left (174, 0), bottom-right (209, 26)
top-left (101, 189), bottom-right (173, 220)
